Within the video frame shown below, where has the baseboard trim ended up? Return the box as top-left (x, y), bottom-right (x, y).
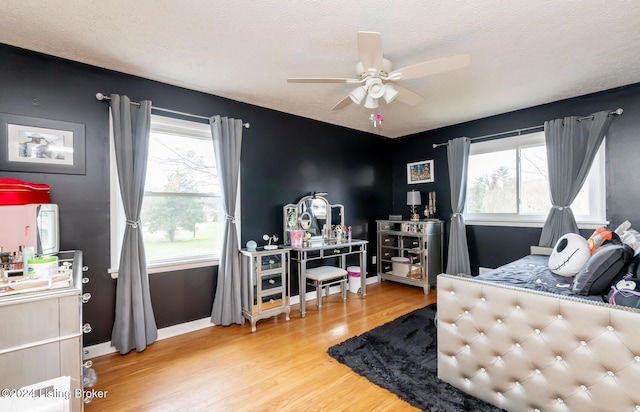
top-left (83, 317), bottom-right (215, 359)
top-left (84, 276), bottom-right (379, 360)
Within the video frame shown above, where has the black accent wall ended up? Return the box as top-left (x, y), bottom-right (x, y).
top-left (2, 43), bottom-right (640, 347)
top-left (391, 82), bottom-right (640, 271)
top-left (0, 44), bottom-right (391, 346)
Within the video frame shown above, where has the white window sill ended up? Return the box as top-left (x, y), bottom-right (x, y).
top-left (464, 218), bottom-right (608, 230)
top-left (108, 257), bottom-right (220, 279)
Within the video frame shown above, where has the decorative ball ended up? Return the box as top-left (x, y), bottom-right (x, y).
top-left (548, 233), bottom-right (590, 276)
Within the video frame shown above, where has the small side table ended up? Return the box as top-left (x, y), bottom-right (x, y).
top-left (240, 246), bottom-right (291, 332)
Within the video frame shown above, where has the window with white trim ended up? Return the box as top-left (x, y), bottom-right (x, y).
top-left (110, 114), bottom-right (232, 276)
top-left (464, 131), bottom-right (606, 227)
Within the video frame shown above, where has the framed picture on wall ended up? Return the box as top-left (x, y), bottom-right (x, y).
top-left (0, 113), bottom-right (86, 175)
top-left (407, 159), bottom-right (434, 184)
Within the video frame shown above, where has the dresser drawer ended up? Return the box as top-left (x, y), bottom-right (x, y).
top-left (381, 262), bottom-right (392, 273)
top-left (0, 294), bottom-right (79, 350)
top-left (380, 247), bottom-right (399, 260)
top-left (0, 335), bottom-right (81, 390)
top-left (261, 272), bottom-right (283, 292)
top-left (325, 246), bottom-right (351, 256)
top-left (402, 236), bottom-right (422, 249)
top-left (260, 292), bottom-right (284, 311)
top-left (260, 254), bottom-right (282, 271)
top-left (380, 235), bottom-right (397, 247)
top-left (379, 221), bottom-right (401, 231)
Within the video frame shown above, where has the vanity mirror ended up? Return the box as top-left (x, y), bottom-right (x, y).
top-left (299, 211), bottom-right (312, 230)
top-left (282, 194), bottom-right (344, 245)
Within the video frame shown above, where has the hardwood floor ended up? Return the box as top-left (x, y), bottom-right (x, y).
top-left (86, 281), bottom-right (437, 412)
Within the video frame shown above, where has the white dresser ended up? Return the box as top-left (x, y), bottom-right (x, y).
top-left (0, 250), bottom-right (85, 411)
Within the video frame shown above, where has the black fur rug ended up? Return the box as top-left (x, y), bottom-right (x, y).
top-left (327, 304), bottom-right (503, 412)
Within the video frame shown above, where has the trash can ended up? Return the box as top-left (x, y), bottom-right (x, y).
top-left (347, 266), bottom-right (362, 294)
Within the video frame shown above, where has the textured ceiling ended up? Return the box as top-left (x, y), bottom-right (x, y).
top-left (2, 1), bottom-right (640, 138)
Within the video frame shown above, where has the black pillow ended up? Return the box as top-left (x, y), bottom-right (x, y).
top-left (572, 243), bottom-right (633, 295)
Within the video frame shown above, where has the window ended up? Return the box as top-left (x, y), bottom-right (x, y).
top-left (110, 114), bottom-right (232, 276)
top-left (464, 131), bottom-right (606, 227)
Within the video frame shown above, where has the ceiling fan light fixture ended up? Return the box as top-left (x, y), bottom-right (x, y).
top-left (364, 94), bottom-right (379, 109)
top-left (288, 32), bottom-right (465, 113)
top-left (349, 86), bottom-right (367, 104)
top-left (383, 84), bottom-right (398, 104)
top-left (366, 78), bottom-right (385, 99)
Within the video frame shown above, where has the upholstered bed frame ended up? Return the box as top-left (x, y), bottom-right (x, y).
top-left (437, 271), bottom-right (640, 411)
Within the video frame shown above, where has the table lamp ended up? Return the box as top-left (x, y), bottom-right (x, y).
top-left (406, 190), bottom-right (421, 221)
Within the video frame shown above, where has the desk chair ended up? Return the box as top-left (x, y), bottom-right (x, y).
top-left (305, 266), bottom-right (348, 309)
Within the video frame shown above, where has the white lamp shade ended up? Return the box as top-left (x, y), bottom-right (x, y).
top-left (349, 86), bottom-right (367, 105)
top-left (406, 190), bottom-right (421, 206)
top-left (383, 84), bottom-right (399, 104)
top-left (364, 94), bottom-right (379, 109)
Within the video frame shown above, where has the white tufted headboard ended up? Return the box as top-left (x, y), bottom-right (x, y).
top-left (437, 274), bottom-right (640, 412)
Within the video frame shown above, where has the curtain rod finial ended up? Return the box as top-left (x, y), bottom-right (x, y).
top-left (96, 92), bottom-right (106, 101)
top-left (615, 108), bottom-right (623, 115)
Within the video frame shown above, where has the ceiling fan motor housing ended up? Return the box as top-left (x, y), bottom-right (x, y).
top-left (356, 58), bottom-right (392, 78)
top-left (366, 78), bottom-right (385, 98)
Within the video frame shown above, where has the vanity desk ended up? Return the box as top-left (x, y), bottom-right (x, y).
top-left (290, 239), bottom-right (367, 317)
top-left (283, 193), bottom-right (368, 317)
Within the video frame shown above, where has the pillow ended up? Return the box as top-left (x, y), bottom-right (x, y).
top-left (612, 253), bottom-right (640, 284)
top-left (572, 243), bottom-right (633, 295)
top-left (620, 228), bottom-right (640, 252)
top-left (614, 220), bottom-right (632, 236)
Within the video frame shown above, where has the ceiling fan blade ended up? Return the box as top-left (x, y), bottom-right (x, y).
top-left (389, 54), bottom-right (470, 81)
top-left (331, 95), bottom-right (353, 111)
top-left (392, 85), bottom-right (424, 105)
top-left (287, 77), bottom-right (359, 84)
top-left (357, 31), bottom-right (383, 75)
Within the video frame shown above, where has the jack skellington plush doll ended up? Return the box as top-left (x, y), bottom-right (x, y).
top-left (548, 233), bottom-right (591, 277)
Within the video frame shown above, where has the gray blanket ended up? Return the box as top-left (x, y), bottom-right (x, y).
top-left (475, 254), bottom-right (604, 302)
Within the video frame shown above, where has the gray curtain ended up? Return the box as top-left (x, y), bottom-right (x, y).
top-left (538, 111), bottom-right (612, 247)
top-left (210, 115), bottom-right (244, 325)
top-left (446, 137), bottom-right (471, 275)
top-left (109, 94), bottom-right (157, 354)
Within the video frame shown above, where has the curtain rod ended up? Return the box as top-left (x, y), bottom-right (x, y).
top-left (432, 108), bottom-right (623, 148)
top-left (95, 93), bottom-right (250, 128)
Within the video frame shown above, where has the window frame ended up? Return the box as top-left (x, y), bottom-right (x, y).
top-left (109, 113), bottom-right (239, 278)
top-left (463, 131), bottom-right (607, 229)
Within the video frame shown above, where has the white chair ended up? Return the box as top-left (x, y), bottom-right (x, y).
top-left (305, 266), bottom-right (348, 309)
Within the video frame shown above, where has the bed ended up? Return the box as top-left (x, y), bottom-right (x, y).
top-left (437, 245), bottom-right (640, 411)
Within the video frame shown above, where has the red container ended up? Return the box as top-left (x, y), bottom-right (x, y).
top-left (0, 178), bottom-right (50, 205)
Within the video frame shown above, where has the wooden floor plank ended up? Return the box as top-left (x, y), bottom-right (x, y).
top-left (86, 281), bottom-right (437, 412)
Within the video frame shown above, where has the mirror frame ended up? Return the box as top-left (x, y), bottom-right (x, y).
top-left (285, 207), bottom-right (298, 229)
top-left (299, 211), bottom-right (312, 230)
top-left (282, 195), bottom-right (344, 245)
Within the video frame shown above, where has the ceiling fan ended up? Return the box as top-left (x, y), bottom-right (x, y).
top-left (287, 31), bottom-right (470, 111)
